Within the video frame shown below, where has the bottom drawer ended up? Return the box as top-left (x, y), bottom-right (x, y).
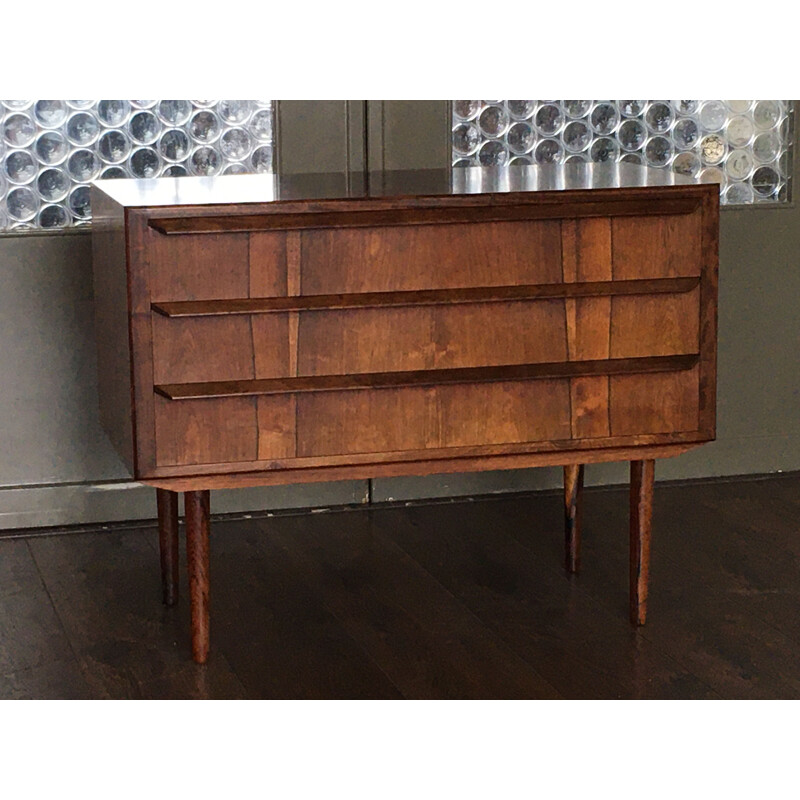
top-left (151, 367), bottom-right (701, 469)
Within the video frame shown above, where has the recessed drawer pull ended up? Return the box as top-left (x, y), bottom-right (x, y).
top-left (151, 277), bottom-right (700, 318)
top-left (155, 354), bottom-right (699, 401)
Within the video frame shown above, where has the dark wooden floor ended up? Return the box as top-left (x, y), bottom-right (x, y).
top-left (1, 472), bottom-right (799, 699)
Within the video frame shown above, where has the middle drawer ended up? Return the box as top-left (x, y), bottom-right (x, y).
top-left (152, 299), bottom-right (569, 385)
top-left (151, 287), bottom-right (700, 385)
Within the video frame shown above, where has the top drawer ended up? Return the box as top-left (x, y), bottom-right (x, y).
top-left (142, 204), bottom-right (704, 301)
top-left (300, 220), bottom-right (563, 293)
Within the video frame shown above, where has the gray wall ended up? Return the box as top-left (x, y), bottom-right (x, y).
top-left (0, 100), bottom-right (797, 529)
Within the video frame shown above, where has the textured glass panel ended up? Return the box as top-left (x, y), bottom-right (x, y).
top-left (0, 100), bottom-right (274, 232)
top-left (452, 100), bottom-right (794, 206)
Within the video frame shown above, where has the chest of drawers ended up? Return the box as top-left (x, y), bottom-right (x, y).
top-left (92, 165), bottom-right (718, 663)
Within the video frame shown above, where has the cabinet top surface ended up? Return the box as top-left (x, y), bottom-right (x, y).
top-left (92, 163), bottom-right (704, 209)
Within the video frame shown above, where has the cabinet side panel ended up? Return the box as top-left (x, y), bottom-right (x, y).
top-left (91, 187), bottom-right (135, 474)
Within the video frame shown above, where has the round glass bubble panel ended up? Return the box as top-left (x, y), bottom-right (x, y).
top-left (478, 139), bottom-right (509, 166)
top-left (726, 182), bottom-right (754, 204)
top-left (563, 100), bottom-right (592, 119)
top-left (161, 164), bottom-right (188, 177)
top-left (67, 149), bottom-right (101, 182)
top-left (726, 100), bottom-right (752, 114)
top-left (34, 100), bottom-right (68, 128)
top-left (66, 112), bottom-right (100, 146)
top-left (701, 134), bottom-right (726, 165)
top-left (38, 204), bottom-right (71, 228)
top-left (619, 101), bottom-right (646, 117)
top-left (223, 162), bottom-right (250, 175)
top-left (753, 101), bottom-right (781, 130)
top-left (590, 103), bottom-right (619, 135)
top-left (478, 105), bottom-right (509, 138)
top-left (37, 168), bottom-right (70, 202)
top-left (672, 117), bottom-right (699, 149)
top-left (4, 150), bottom-right (37, 184)
top-left (752, 132), bottom-right (780, 164)
top-left (157, 100), bottom-right (192, 127)
top-left (251, 145), bottom-right (273, 173)
top-left (3, 100), bottom-right (33, 110)
top-left (189, 111), bottom-right (221, 143)
top-left (1, 100), bottom-right (274, 232)
top-left (452, 123), bottom-right (480, 156)
top-left (189, 146), bottom-right (221, 176)
top-left (159, 129), bottom-right (191, 162)
top-left (250, 109), bottom-right (273, 141)
top-left (3, 114), bottom-right (37, 147)
top-left (726, 116), bottom-right (754, 148)
top-left (453, 101), bottom-right (480, 121)
top-left (645, 103), bottom-right (673, 134)
top-left (68, 185), bottom-right (92, 219)
top-left (674, 100), bottom-right (699, 115)
top-left (751, 165), bottom-right (780, 197)
top-left (699, 101), bottom-right (728, 132)
top-left (508, 156), bottom-right (533, 166)
top-left (534, 104), bottom-right (563, 136)
top-left (7, 187), bottom-right (39, 221)
top-left (673, 151), bottom-right (701, 177)
top-left (98, 130), bottom-right (131, 164)
top-left (563, 120), bottom-right (591, 152)
top-left (100, 166), bottom-right (129, 179)
top-left (618, 119), bottom-right (646, 151)
top-left (534, 138), bottom-right (563, 164)
top-left (725, 150), bottom-right (754, 181)
top-left (590, 137), bottom-right (619, 162)
top-left (219, 128), bottom-right (252, 161)
top-left (507, 122), bottom-right (534, 154)
top-left (34, 131), bottom-right (69, 165)
top-left (644, 136), bottom-right (672, 167)
top-left (507, 101), bottom-right (535, 120)
top-left (129, 147), bottom-right (161, 178)
top-left (217, 100), bottom-right (253, 124)
top-left (129, 111), bottom-right (160, 145)
top-left (97, 100), bottom-right (131, 127)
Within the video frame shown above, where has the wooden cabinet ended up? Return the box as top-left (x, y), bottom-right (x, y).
top-left (91, 165), bottom-right (719, 663)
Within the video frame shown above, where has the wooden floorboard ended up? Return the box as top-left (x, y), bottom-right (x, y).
top-left (1, 473), bottom-right (798, 699)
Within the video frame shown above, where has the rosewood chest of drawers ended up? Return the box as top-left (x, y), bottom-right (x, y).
top-left (91, 164), bottom-right (719, 663)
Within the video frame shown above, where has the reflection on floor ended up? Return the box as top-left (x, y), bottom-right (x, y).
top-left (1, 473), bottom-right (799, 699)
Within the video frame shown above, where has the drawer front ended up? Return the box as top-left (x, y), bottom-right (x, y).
top-left (150, 287), bottom-right (699, 385)
top-left (300, 220), bottom-right (563, 294)
top-left (146, 230), bottom-right (288, 302)
top-left (152, 365), bottom-right (701, 469)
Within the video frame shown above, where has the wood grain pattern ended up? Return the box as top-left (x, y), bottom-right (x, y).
top-left (301, 220), bottom-right (563, 294)
top-left (612, 212), bottom-right (703, 279)
top-left (630, 459), bottom-right (655, 625)
top-left (609, 366), bottom-right (700, 436)
top-left (150, 278), bottom-right (700, 318)
top-left (296, 380), bottom-right (572, 458)
top-left (155, 355), bottom-right (699, 400)
top-left (147, 194), bottom-right (701, 234)
top-left (297, 301), bottom-right (567, 377)
top-left (563, 218), bottom-right (613, 440)
top-left (185, 490), bottom-right (211, 664)
top-left (156, 488), bottom-right (179, 606)
top-left (564, 464), bottom-right (584, 574)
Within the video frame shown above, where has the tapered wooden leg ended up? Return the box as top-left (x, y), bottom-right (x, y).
top-left (630, 459), bottom-right (655, 626)
top-left (564, 464), bottom-right (584, 574)
top-left (185, 490), bottom-right (211, 664)
top-left (156, 489), bottom-right (180, 607)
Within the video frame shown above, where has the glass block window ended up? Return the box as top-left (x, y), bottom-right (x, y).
top-left (0, 100), bottom-right (274, 232)
top-left (452, 101), bottom-right (794, 206)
